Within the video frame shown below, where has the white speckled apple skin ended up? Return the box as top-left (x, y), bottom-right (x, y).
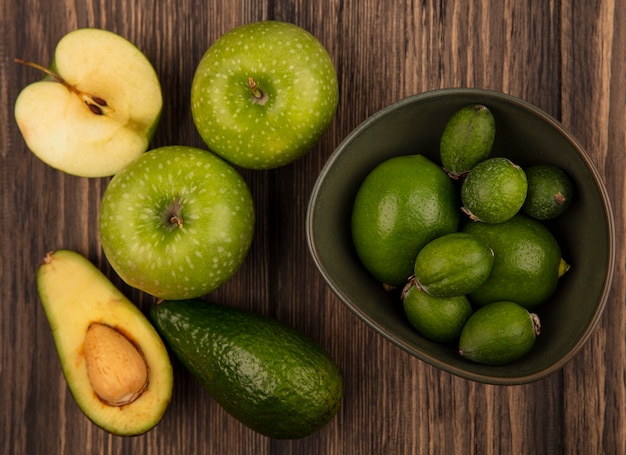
top-left (191, 21), bottom-right (339, 170)
top-left (98, 146), bottom-right (255, 299)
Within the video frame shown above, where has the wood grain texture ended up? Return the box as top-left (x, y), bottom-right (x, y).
top-left (560, 1), bottom-right (626, 454)
top-left (1, 1), bottom-right (623, 454)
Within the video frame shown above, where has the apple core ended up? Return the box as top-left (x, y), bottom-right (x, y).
top-left (16, 58), bottom-right (112, 116)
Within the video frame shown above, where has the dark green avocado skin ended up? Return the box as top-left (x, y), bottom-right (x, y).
top-left (150, 299), bottom-right (343, 439)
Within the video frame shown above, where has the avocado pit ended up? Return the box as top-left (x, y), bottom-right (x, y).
top-left (83, 323), bottom-right (149, 406)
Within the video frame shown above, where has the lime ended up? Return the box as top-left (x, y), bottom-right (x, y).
top-left (351, 154), bottom-right (460, 287)
top-left (440, 104), bottom-right (496, 179)
top-left (461, 157), bottom-right (528, 224)
top-left (462, 214), bottom-right (567, 309)
top-left (402, 279), bottom-right (473, 344)
top-left (522, 164), bottom-right (574, 220)
top-left (413, 232), bottom-right (494, 297)
top-left (458, 301), bottom-right (541, 365)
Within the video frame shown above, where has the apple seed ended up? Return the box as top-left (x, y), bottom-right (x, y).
top-left (86, 103), bottom-right (104, 116)
top-left (15, 58), bottom-right (111, 116)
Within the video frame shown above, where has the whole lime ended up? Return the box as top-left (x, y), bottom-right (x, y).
top-left (461, 157), bottom-right (528, 224)
top-left (462, 214), bottom-right (568, 309)
top-left (402, 279), bottom-right (473, 344)
top-left (522, 164), bottom-right (574, 220)
top-left (351, 154), bottom-right (460, 287)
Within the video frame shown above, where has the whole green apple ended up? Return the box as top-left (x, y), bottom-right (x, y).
top-left (191, 21), bottom-right (339, 170)
top-left (14, 28), bottom-right (162, 177)
top-left (98, 146), bottom-right (255, 300)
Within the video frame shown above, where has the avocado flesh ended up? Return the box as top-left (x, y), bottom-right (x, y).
top-left (150, 299), bottom-right (343, 439)
top-left (36, 250), bottom-right (173, 436)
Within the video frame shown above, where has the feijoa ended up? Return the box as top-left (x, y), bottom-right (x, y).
top-left (402, 278), bottom-right (473, 343)
top-left (413, 232), bottom-right (494, 297)
top-left (461, 157), bottom-right (527, 224)
top-left (462, 214), bottom-right (568, 309)
top-left (351, 154), bottom-right (460, 287)
top-left (458, 301), bottom-right (541, 365)
top-left (440, 104), bottom-right (496, 179)
top-left (522, 164), bottom-right (574, 220)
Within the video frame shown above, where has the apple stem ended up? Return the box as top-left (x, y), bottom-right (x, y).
top-left (15, 58), bottom-right (64, 82)
top-left (15, 57), bottom-right (111, 116)
top-left (248, 77), bottom-right (269, 105)
top-left (169, 215), bottom-right (184, 229)
top-left (163, 197), bottom-right (184, 230)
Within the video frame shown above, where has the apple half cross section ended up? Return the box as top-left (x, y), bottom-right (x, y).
top-left (191, 21), bottom-right (339, 170)
top-left (14, 28), bottom-right (162, 178)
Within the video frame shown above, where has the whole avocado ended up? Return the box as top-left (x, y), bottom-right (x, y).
top-left (150, 299), bottom-right (343, 439)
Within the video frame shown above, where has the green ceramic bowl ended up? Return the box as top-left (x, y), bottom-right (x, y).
top-left (306, 88), bottom-right (615, 385)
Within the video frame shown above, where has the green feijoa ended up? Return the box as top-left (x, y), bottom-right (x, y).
top-left (522, 164), bottom-right (574, 220)
top-left (461, 157), bottom-right (528, 224)
top-left (462, 214), bottom-right (569, 310)
top-left (402, 278), bottom-right (473, 344)
top-left (458, 301), bottom-right (541, 365)
top-left (440, 104), bottom-right (496, 179)
top-left (351, 154), bottom-right (460, 287)
top-left (413, 232), bottom-right (494, 298)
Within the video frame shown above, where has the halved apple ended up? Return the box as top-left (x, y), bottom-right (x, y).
top-left (14, 28), bottom-right (162, 177)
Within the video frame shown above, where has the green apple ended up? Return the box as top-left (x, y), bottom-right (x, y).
top-left (191, 21), bottom-right (339, 170)
top-left (14, 28), bottom-right (162, 177)
top-left (98, 146), bottom-right (255, 300)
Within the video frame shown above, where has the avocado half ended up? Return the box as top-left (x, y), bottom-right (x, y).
top-left (36, 249), bottom-right (173, 436)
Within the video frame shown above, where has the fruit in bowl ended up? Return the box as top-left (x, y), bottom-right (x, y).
top-left (307, 88), bottom-right (615, 384)
top-left (351, 154), bottom-right (460, 287)
top-left (349, 102), bottom-right (571, 366)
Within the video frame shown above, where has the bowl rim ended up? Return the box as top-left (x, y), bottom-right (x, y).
top-left (306, 87), bottom-right (616, 385)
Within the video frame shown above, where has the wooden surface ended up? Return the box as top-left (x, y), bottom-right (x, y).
top-left (1, 1), bottom-right (624, 453)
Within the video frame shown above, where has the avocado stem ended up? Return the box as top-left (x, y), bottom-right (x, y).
top-left (15, 58), bottom-right (112, 116)
top-left (43, 251), bottom-right (54, 265)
